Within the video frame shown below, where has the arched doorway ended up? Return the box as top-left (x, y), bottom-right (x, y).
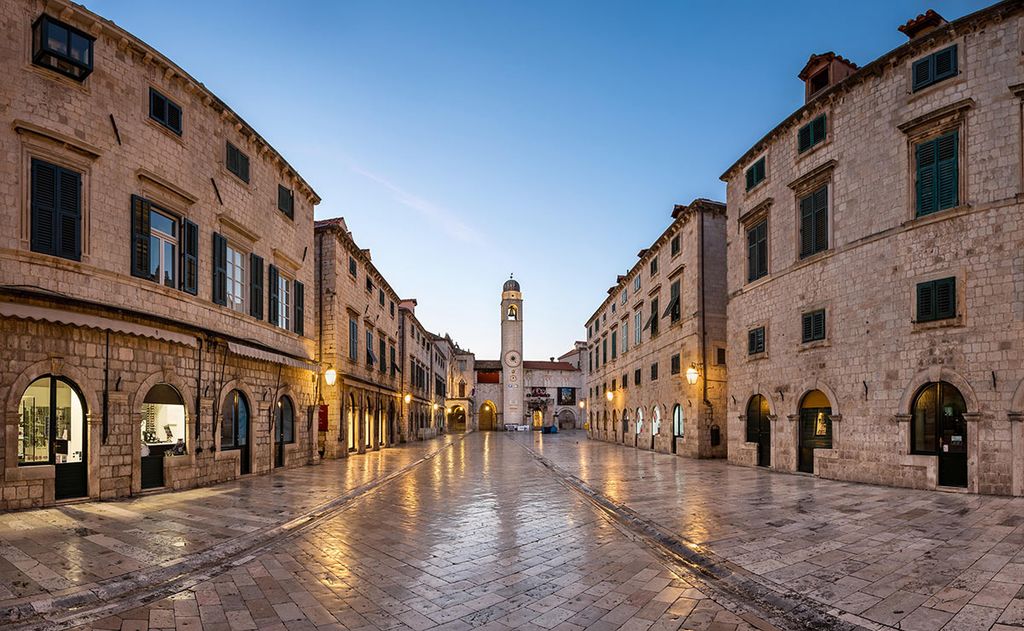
top-left (912, 381), bottom-right (968, 487)
top-left (621, 410), bottom-right (629, 443)
top-left (557, 408), bottom-right (575, 429)
top-left (672, 404), bottom-right (683, 454)
top-left (448, 405), bottom-right (467, 432)
top-left (141, 383), bottom-right (186, 488)
top-left (532, 410), bottom-right (543, 429)
top-left (388, 402), bottom-right (396, 444)
top-left (651, 406), bottom-right (661, 450)
top-left (798, 390), bottom-right (832, 474)
top-left (479, 401), bottom-right (496, 430)
top-left (610, 410), bottom-right (617, 437)
top-left (19, 376), bottom-right (88, 499)
top-left (377, 402), bottom-right (385, 447)
top-left (746, 395), bottom-right (771, 467)
top-left (274, 396), bottom-right (294, 469)
top-left (365, 398), bottom-right (374, 449)
top-left (635, 407), bottom-right (644, 445)
top-left (346, 394), bottom-right (357, 452)
top-left (222, 389), bottom-right (251, 475)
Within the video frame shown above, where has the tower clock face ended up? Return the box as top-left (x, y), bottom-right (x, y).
top-left (504, 351), bottom-right (521, 367)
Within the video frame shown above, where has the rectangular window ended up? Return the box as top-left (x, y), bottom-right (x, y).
top-left (226, 142), bottom-right (250, 183)
top-left (633, 276), bottom-right (641, 292)
top-left (366, 276), bottom-right (373, 293)
top-left (801, 309), bottom-right (826, 343)
top-left (602, 338), bottom-right (607, 364)
top-left (912, 45), bottom-right (958, 92)
top-left (380, 338), bottom-right (387, 373)
top-left (799, 185), bottom-right (828, 258)
top-left (745, 156), bottom-right (766, 191)
top-left (276, 274), bottom-right (291, 331)
top-left (349, 256), bottom-right (357, 277)
top-left (649, 298), bottom-right (659, 337)
top-left (611, 379), bottom-right (616, 390)
top-left (32, 14), bottom-right (94, 81)
top-left (650, 363), bottom-right (659, 381)
top-left (366, 330), bottom-right (374, 366)
top-left (611, 331), bottom-right (617, 359)
top-left (379, 289), bottom-right (385, 307)
top-left (716, 347), bottom-right (726, 365)
top-left (747, 219), bottom-right (768, 282)
top-left (622, 373), bottom-right (627, 388)
top-left (748, 327), bottom-right (765, 355)
top-left (670, 235), bottom-right (680, 256)
top-left (621, 290), bottom-right (627, 305)
top-left (650, 257), bottom-right (658, 276)
top-left (277, 185), bottom-right (294, 219)
top-left (390, 300), bottom-right (395, 317)
top-left (390, 345), bottom-right (397, 377)
top-left (915, 130), bottom-right (959, 217)
top-left (30, 159), bottom-right (81, 261)
top-left (634, 368), bottom-right (641, 386)
top-left (622, 321), bottom-right (629, 353)
top-left (797, 114), bottom-right (826, 153)
top-left (668, 281), bottom-right (680, 323)
top-left (670, 354), bottom-right (680, 375)
top-left (634, 311), bottom-right (642, 345)
top-left (148, 209), bottom-right (178, 288)
top-left (149, 88), bottom-right (182, 135)
top-left (225, 244), bottom-right (246, 313)
top-left (916, 277), bottom-right (956, 322)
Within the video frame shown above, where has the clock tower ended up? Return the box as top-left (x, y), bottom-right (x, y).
top-left (501, 276), bottom-right (524, 429)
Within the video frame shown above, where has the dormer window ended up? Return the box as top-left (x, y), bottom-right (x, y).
top-left (808, 68), bottom-right (829, 95)
top-left (32, 15), bottom-right (94, 81)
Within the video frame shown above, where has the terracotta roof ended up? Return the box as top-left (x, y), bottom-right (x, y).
top-left (797, 52), bottom-right (859, 81)
top-left (524, 361), bottom-right (579, 371)
top-left (899, 9), bottom-right (947, 38)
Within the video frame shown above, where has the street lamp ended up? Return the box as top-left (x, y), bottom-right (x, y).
top-left (404, 393), bottom-right (412, 404)
top-left (686, 364), bottom-right (700, 386)
top-left (578, 400), bottom-right (585, 409)
top-left (324, 366), bottom-right (337, 386)
top-left (605, 390), bottom-right (613, 402)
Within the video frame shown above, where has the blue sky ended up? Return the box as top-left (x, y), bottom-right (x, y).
top-left (88, 0), bottom-right (991, 359)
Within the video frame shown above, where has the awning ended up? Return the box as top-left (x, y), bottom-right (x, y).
top-left (226, 341), bottom-right (316, 371)
top-left (0, 301), bottom-right (196, 347)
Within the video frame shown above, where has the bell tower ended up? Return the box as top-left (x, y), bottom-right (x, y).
top-left (500, 275), bottom-right (524, 429)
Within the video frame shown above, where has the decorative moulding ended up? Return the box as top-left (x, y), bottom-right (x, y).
top-left (13, 120), bottom-right (102, 159)
top-left (897, 98), bottom-right (975, 134)
top-left (788, 159), bottom-right (837, 191)
top-left (217, 214), bottom-right (260, 244)
top-left (136, 169), bottom-right (197, 206)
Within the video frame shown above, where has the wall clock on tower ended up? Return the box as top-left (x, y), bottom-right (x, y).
top-left (504, 351), bottom-right (521, 367)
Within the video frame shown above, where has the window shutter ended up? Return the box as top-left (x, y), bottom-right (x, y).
top-left (813, 186), bottom-right (828, 254)
top-left (799, 194), bottom-right (814, 258)
top-left (249, 253), bottom-right (263, 318)
top-left (30, 159), bottom-right (57, 256)
top-left (130, 195), bottom-right (151, 278)
top-left (757, 223), bottom-right (767, 277)
top-left (813, 311), bottom-right (825, 340)
top-left (167, 101), bottom-right (182, 134)
top-left (802, 313), bottom-right (813, 342)
top-left (293, 280), bottom-right (304, 335)
top-left (181, 218), bottom-right (198, 294)
top-left (239, 153), bottom-right (250, 183)
top-left (812, 115), bottom-right (826, 145)
top-left (745, 166), bottom-right (755, 191)
top-left (748, 329), bottom-right (757, 354)
top-left (916, 138), bottom-right (937, 216)
top-left (212, 232), bottom-right (227, 305)
top-left (912, 56), bottom-right (932, 91)
top-left (226, 144), bottom-right (237, 175)
top-left (916, 281), bottom-right (935, 322)
top-left (933, 45), bottom-right (957, 81)
top-left (936, 131), bottom-right (958, 211)
top-left (798, 124), bottom-right (812, 152)
top-left (935, 277), bottom-right (956, 319)
top-left (55, 168), bottom-right (81, 260)
top-left (747, 226), bottom-right (758, 281)
top-left (268, 264), bottom-right (279, 325)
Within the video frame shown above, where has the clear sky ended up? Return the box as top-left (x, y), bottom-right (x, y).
top-left (87, 0), bottom-right (991, 360)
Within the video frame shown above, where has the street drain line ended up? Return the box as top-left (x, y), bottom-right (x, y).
top-left (513, 438), bottom-right (870, 631)
top-left (2, 435), bottom-right (464, 631)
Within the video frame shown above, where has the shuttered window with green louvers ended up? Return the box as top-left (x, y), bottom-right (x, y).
top-left (801, 310), bottom-right (825, 343)
top-left (745, 156), bottom-right (766, 191)
top-left (799, 185), bottom-right (828, 258)
top-left (798, 114), bottom-right (826, 153)
top-left (912, 45), bottom-right (958, 92)
top-left (746, 219), bottom-right (768, 282)
top-left (915, 130), bottom-right (958, 217)
top-left (31, 159), bottom-right (81, 261)
top-left (916, 277), bottom-right (956, 322)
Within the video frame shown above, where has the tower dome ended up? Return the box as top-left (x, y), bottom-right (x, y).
top-left (503, 275), bottom-right (520, 292)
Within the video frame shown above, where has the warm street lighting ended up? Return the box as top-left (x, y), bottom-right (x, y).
top-left (324, 366), bottom-right (337, 386)
top-left (432, 403), bottom-right (439, 411)
top-left (404, 394), bottom-right (412, 404)
top-left (686, 365), bottom-right (700, 385)
top-left (578, 400), bottom-right (585, 409)
top-left (605, 391), bottom-right (613, 402)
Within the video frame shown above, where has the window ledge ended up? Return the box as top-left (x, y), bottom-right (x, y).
top-left (905, 73), bottom-right (967, 107)
top-left (743, 179), bottom-right (768, 199)
top-left (795, 137), bottom-right (831, 164)
top-left (145, 116), bottom-right (186, 146)
top-left (744, 274), bottom-right (771, 290)
top-left (23, 62), bottom-right (92, 94)
top-left (5, 465), bottom-right (55, 482)
top-left (798, 340), bottom-right (830, 352)
top-left (911, 316), bottom-right (964, 332)
top-left (746, 352), bottom-right (769, 362)
top-left (903, 204), bottom-right (972, 230)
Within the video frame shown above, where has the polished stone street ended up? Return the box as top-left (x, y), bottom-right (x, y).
top-left (1, 432), bottom-right (1023, 630)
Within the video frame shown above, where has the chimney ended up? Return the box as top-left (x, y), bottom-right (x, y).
top-left (799, 52), bottom-right (859, 102)
top-left (899, 9), bottom-right (948, 40)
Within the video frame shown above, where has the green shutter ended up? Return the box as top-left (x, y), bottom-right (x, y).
top-left (181, 218), bottom-right (198, 295)
top-left (933, 45), bottom-right (957, 82)
top-left (916, 281), bottom-right (935, 322)
top-left (293, 280), bottom-right (304, 335)
top-left (30, 159), bottom-right (57, 256)
top-left (802, 313), bottom-right (813, 342)
top-left (798, 124), bottom-right (812, 153)
top-left (211, 232), bottom-right (227, 305)
top-left (915, 138), bottom-right (938, 216)
top-left (249, 253), bottom-right (263, 318)
top-left (936, 131), bottom-right (958, 211)
top-left (813, 186), bottom-right (828, 254)
top-left (812, 114), bottom-right (826, 145)
top-left (55, 168), bottom-right (81, 261)
top-left (268, 264), bottom-right (279, 325)
top-left (935, 277), bottom-right (956, 319)
top-left (799, 194), bottom-right (814, 257)
top-left (912, 56), bottom-right (932, 92)
top-left (130, 195), bottom-right (151, 278)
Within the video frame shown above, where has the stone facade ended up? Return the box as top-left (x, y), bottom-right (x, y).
top-left (0, 0), bottom-right (319, 508)
top-left (722, 1), bottom-right (1024, 494)
top-left (399, 300), bottom-right (442, 440)
top-left (315, 219), bottom-right (402, 458)
top-left (585, 199), bottom-right (728, 459)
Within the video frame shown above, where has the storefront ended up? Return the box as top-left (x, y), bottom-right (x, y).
top-left (19, 375), bottom-right (88, 500)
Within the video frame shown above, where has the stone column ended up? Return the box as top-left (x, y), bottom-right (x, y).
top-left (829, 414), bottom-right (842, 451)
top-left (785, 414), bottom-right (800, 472)
top-left (964, 412), bottom-right (982, 494)
top-left (1009, 413), bottom-right (1023, 496)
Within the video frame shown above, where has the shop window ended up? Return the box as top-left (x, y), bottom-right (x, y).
top-left (32, 14), bottom-right (94, 81)
top-left (18, 376), bottom-right (86, 466)
top-left (673, 404), bottom-right (683, 437)
top-left (149, 89), bottom-right (183, 135)
top-left (276, 396), bottom-right (294, 444)
top-left (141, 384), bottom-right (186, 450)
top-left (220, 389), bottom-right (249, 449)
top-left (652, 406), bottom-right (661, 435)
top-left (911, 381), bottom-right (966, 455)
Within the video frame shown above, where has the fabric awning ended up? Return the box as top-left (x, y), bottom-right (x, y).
top-left (0, 301), bottom-right (196, 347)
top-left (226, 341), bottom-right (316, 371)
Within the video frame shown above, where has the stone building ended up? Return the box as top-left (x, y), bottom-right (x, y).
top-left (469, 278), bottom-right (584, 430)
top-left (722, 2), bottom-right (1024, 494)
top-left (399, 300), bottom-right (443, 440)
top-left (447, 347), bottom-right (478, 432)
top-left (585, 199), bottom-right (728, 458)
top-left (314, 218), bottom-right (402, 458)
top-left (0, 0), bottom-right (319, 508)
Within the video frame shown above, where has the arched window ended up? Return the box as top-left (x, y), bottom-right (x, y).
top-left (652, 406), bottom-right (661, 435)
top-left (19, 376), bottom-right (87, 466)
top-left (798, 390), bottom-right (831, 474)
top-left (635, 407), bottom-right (643, 434)
top-left (746, 395), bottom-right (770, 443)
top-left (142, 384), bottom-right (186, 449)
top-left (276, 396), bottom-right (295, 444)
top-left (507, 304), bottom-right (518, 320)
top-left (346, 393), bottom-right (356, 451)
top-left (912, 382), bottom-right (966, 455)
top-left (611, 410), bottom-right (617, 431)
top-left (621, 409), bottom-right (629, 435)
top-left (221, 390), bottom-right (249, 449)
top-left (672, 404), bottom-right (683, 437)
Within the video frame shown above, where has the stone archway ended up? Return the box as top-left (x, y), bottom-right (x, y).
top-left (556, 408), bottom-right (576, 429)
top-left (448, 405), bottom-right (467, 432)
top-left (479, 401), bottom-right (497, 431)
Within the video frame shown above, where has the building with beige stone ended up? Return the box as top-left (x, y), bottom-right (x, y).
top-left (0, 0), bottom-right (320, 508)
top-left (722, 1), bottom-right (1024, 494)
top-left (314, 218), bottom-right (402, 458)
top-left (585, 199), bottom-right (728, 458)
